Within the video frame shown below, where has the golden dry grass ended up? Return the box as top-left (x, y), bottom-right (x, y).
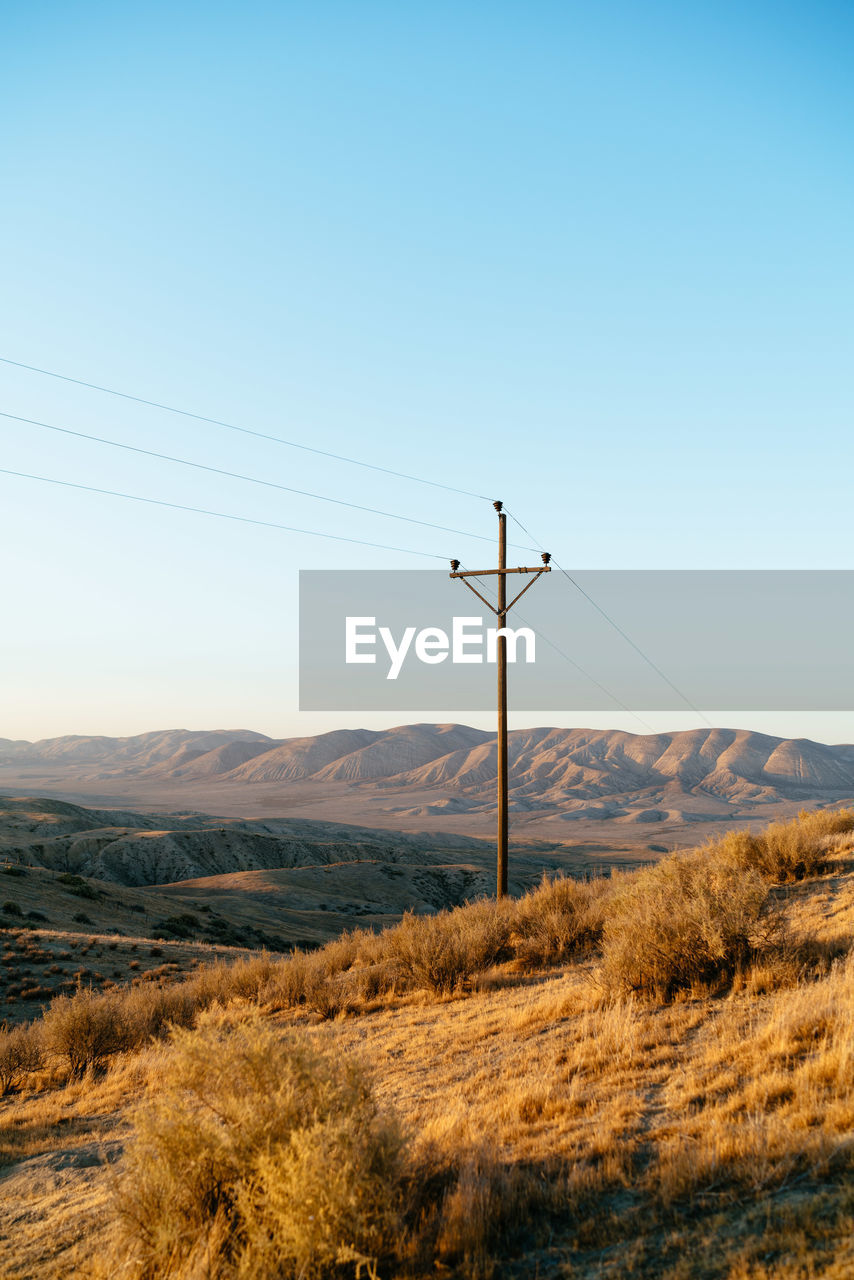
top-left (0, 809), bottom-right (852, 1279)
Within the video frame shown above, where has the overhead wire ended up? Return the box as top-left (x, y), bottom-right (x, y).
top-left (0, 467), bottom-right (449, 559)
top-left (455, 562), bottom-right (655, 733)
top-left (504, 507), bottom-right (712, 727)
top-left (0, 410), bottom-right (535, 552)
top-left (0, 355), bottom-right (490, 500)
top-left (0, 354), bottom-right (705, 727)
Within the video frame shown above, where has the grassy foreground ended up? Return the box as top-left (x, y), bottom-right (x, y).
top-left (1, 808), bottom-right (854, 1279)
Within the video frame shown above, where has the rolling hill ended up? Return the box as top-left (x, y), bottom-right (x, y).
top-left (2, 725), bottom-right (853, 841)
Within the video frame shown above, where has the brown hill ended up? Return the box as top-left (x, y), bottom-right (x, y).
top-left (2, 725), bottom-right (853, 841)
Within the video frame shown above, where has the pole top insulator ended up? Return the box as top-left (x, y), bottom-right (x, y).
top-left (541, 551), bottom-right (551, 565)
top-left (493, 500), bottom-right (503, 513)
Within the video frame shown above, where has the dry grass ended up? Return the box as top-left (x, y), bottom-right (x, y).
top-left (1, 808), bottom-right (853, 1278)
top-left (3, 812), bottom-right (851, 1084)
top-left (2, 810), bottom-right (851, 1092)
top-left (4, 945), bottom-right (854, 1277)
top-left (314, 953), bottom-right (854, 1275)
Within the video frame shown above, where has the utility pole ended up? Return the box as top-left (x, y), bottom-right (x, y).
top-left (450, 501), bottom-right (551, 898)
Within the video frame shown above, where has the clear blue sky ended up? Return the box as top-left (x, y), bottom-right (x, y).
top-left (2, 1), bottom-right (853, 743)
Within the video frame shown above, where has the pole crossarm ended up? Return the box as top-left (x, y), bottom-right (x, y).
top-left (451, 566), bottom-right (551, 616)
top-left (449, 566), bottom-right (552, 578)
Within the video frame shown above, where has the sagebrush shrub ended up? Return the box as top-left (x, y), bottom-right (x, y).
top-left (259, 948), bottom-right (350, 1017)
top-left (720, 808), bottom-right (854, 884)
top-left (510, 874), bottom-right (609, 968)
top-left (117, 981), bottom-right (201, 1043)
top-left (601, 847), bottom-right (772, 1000)
top-left (42, 989), bottom-right (127, 1074)
top-left (238, 1112), bottom-right (403, 1278)
top-left (385, 900), bottom-right (511, 994)
top-left (301, 963), bottom-right (350, 1020)
top-left (0, 1022), bottom-right (42, 1095)
top-left (110, 1011), bottom-right (404, 1279)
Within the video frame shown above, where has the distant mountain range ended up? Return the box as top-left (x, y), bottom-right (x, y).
top-left (2, 724), bottom-right (854, 830)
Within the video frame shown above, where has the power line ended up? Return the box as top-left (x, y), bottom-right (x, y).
top-left (2, 465), bottom-right (650, 718)
top-left (0, 355), bottom-right (491, 501)
top-left (458, 562), bottom-right (655, 732)
top-left (0, 467), bottom-right (449, 559)
top-left (1, 465), bottom-right (663, 730)
top-left (505, 507), bottom-right (712, 727)
top-left (0, 410), bottom-right (535, 552)
top-left (520, 621), bottom-right (656, 733)
top-left (0, 355), bottom-right (709, 726)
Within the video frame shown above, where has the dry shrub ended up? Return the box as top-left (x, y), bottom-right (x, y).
top-left (718, 808), bottom-right (854, 884)
top-left (316, 930), bottom-right (362, 974)
top-left (36, 954), bottom-right (311, 1077)
top-left (301, 963), bottom-right (351, 1020)
top-left (510, 874), bottom-right (609, 969)
top-left (117, 981), bottom-right (201, 1043)
top-left (601, 847), bottom-right (773, 1000)
top-left (260, 949), bottom-right (351, 1018)
top-left (259, 949), bottom-right (311, 1008)
top-left (207, 952), bottom-right (280, 1002)
top-left (0, 1021), bottom-right (42, 1095)
top-left (263, 929), bottom-right (376, 1008)
top-left (42, 988), bottom-right (127, 1074)
top-left (239, 1113), bottom-right (402, 1277)
top-left (42, 979), bottom-right (215, 1075)
top-left (337, 928), bottom-right (402, 1003)
top-left (342, 958), bottom-right (397, 1003)
top-left (110, 1011), bottom-right (404, 1279)
top-left (385, 900), bottom-right (511, 995)
top-left (179, 954), bottom-right (278, 1012)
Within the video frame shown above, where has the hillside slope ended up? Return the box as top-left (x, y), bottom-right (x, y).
top-left (1, 815), bottom-right (852, 1279)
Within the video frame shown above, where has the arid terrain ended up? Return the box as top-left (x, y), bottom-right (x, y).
top-left (0, 806), bottom-right (853, 1279)
top-left (1, 726), bottom-right (854, 1277)
top-left (2, 724), bottom-right (853, 849)
top-left (0, 789), bottom-right (640, 1025)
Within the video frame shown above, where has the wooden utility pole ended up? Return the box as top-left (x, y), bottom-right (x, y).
top-left (497, 509), bottom-right (508, 898)
top-left (450, 501), bottom-right (551, 897)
